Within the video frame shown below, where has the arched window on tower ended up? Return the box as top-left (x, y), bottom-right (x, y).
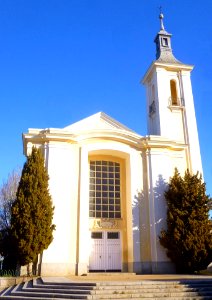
top-left (170, 80), bottom-right (178, 105)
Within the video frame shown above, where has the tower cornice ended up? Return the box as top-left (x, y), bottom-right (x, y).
top-left (142, 61), bottom-right (194, 84)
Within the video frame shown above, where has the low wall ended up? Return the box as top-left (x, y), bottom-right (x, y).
top-left (0, 276), bottom-right (33, 289)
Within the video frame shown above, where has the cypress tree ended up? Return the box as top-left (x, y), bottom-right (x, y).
top-left (160, 168), bottom-right (212, 273)
top-left (11, 147), bottom-right (55, 266)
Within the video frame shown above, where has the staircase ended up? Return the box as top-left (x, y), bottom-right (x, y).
top-left (0, 278), bottom-right (95, 299)
top-left (0, 277), bottom-right (212, 299)
top-left (89, 280), bottom-right (212, 299)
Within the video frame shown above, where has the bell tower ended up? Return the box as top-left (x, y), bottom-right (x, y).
top-left (142, 13), bottom-right (202, 174)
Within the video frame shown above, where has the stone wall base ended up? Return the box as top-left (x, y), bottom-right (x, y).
top-left (24, 261), bottom-right (177, 276)
top-left (134, 261), bottom-right (176, 274)
top-left (40, 263), bottom-right (77, 276)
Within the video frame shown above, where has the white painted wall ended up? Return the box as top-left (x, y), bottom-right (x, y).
top-left (41, 142), bottom-right (80, 275)
top-left (130, 151), bottom-right (143, 266)
top-left (179, 71), bottom-right (203, 175)
top-left (147, 145), bottom-right (188, 273)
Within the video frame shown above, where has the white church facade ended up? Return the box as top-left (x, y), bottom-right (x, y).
top-left (23, 14), bottom-right (202, 275)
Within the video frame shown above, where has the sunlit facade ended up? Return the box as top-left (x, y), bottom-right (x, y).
top-left (22, 15), bottom-right (202, 275)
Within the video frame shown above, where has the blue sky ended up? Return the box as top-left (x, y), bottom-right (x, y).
top-left (0, 1), bottom-right (211, 197)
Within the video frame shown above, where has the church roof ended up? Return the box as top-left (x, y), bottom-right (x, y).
top-left (64, 111), bottom-right (137, 134)
top-left (23, 110), bottom-right (187, 155)
top-left (23, 112), bottom-right (143, 150)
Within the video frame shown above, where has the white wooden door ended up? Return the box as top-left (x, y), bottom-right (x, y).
top-left (106, 232), bottom-right (122, 270)
top-left (89, 232), bottom-right (105, 271)
top-left (89, 231), bottom-right (121, 271)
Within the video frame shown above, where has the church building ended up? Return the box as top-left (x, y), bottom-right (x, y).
top-left (23, 14), bottom-right (202, 275)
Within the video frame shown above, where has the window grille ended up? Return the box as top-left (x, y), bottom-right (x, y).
top-left (89, 160), bottom-right (121, 219)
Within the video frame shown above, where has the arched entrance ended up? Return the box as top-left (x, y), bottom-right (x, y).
top-left (88, 155), bottom-right (130, 272)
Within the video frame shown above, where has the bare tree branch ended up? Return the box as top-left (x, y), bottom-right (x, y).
top-left (0, 169), bottom-right (21, 231)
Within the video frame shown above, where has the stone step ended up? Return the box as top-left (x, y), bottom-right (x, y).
top-left (88, 292), bottom-right (212, 299)
top-left (34, 281), bottom-right (212, 293)
top-left (90, 289), bottom-right (212, 295)
top-left (1, 278), bottom-right (212, 300)
top-left (9, 292), bottom-right (87, 299)
top-left (94, 284), bottom-right (212, 290)
top-left (0, 286), bottom-right (15, 298)
top-left (87, 273), bottom-right (136, 276)
top-left (31, 279), bottom-right (95, 294)
top-left (93, 298), bottom-right (212, 300)
top-left (2, 295), bottom-right (212, 300)
top-left (35, 279), bottom-right (212, 299)
top-left (34, 282), bottom-right (212, 290)
top-left (31, 287), bottom-right (212, 298)
top-left (87, 281), bottom-right (212, 299)
top-left (0, 297), bottom-right (84, 300)
top-left (0, 281), bottom-right (91, 299)
top-left (95, 280), bottom-right (212, 286)
top-left (39, 278), bottom-right (96, 287)
top-left (91, 287), bottom-right (208, 293)
top-left (23, 287), bottom-right (92, 295)
top-left (33, 280), bottom-right (95, 291)
top-left (17, 283), bottom-right (88, 298)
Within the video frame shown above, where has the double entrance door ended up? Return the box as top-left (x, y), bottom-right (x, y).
top-left (89, 231), bottom-right (121, 271)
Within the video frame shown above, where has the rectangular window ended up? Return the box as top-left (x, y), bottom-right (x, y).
top-left (91, 232), bottom-right (103, 239)
top-left (107, 232), bottom-right (119, 239)
top-left (162, 37), bottom-right (168, 47)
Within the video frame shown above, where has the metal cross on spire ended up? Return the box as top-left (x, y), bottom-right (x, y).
top-left (159, 6), bottom-right (165, 30)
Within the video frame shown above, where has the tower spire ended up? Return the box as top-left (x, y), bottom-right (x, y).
top-left (154, 12), bottom-right (180, 63)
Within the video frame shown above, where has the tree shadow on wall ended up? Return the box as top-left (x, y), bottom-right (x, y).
top-left (132, 175), bottom-right (168, 244)
top-left (132, 190), bottom-right (145, 252)
top-left (153, 174), bottom-right (168, 238)
top-left (132, 174), bottom-right (169, 273)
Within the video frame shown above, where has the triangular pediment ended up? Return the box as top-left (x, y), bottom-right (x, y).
top-left (64, 112), bottom-right (137, 134)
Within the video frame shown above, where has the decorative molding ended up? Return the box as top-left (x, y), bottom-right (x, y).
top-left (93, 219), bottom-right (118, 229)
